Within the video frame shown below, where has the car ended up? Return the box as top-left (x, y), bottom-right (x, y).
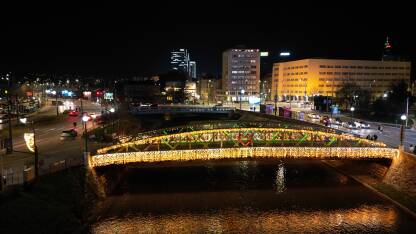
top-left (359, 121), bottom-right (370, 129)
top-left (61, 129), bottom-right (78, 138)
top-left (69, 110), bottom-right (79, 116)
top-left (308, 113), bottom-right (320, 120)
top-left (320, 116), bottom-right (331, 125)
top-left (342, 121), bottom-right (357, 129)
top-left (334, 117), bottom-right (342, 125)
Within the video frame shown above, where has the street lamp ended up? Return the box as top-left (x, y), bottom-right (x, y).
top-left (400, 114), bottom-right (407, 146)
top-left (82, 115), bottom-right (90, 157)
top-left (109, 107), bottom-right (115, 113)
top-left (350, 106), bottom-right (355, 122)
top-left (19, 117), bottom-right (39, 179)
top-left (240, 89), bottom-right (245, 110)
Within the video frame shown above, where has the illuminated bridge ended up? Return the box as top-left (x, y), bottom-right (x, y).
top-left (90, 121), bottom-right (398, 168)
top-left (130, 106), bottom-right (235, 115)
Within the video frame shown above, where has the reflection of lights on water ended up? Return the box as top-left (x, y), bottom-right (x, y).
top-left (275, 161), bottom-right (286, 193)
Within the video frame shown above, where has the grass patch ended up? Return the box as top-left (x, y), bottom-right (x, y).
top-left (373, 182), bottom-right (416, 213)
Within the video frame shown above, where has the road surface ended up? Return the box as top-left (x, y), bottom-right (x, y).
top-left (1, 99), bottom-right (107, 185)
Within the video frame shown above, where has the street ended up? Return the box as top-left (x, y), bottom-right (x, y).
top-left (1, 99), bottom-right (105, 185)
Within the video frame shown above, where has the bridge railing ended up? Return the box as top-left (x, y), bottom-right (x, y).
top-left (100, 127), bottom-right (387, 154)
top-left (116, 120), bottom-right (341, 144)
top-left (130, 106), bottom-right (236, 114)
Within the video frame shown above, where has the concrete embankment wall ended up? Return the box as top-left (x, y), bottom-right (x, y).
top-left (384, 151), bottom-right (416, 197)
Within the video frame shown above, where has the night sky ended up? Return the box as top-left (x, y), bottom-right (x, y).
top-left (1, 5), bottom-right (414, 77)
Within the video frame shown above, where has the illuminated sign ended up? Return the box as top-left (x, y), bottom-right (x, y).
top-left (104, 92), bottom-right (114, 100)
top-left (24, 133), bottom-right (35, 152)
top-left (61, 90), bottom-right (73, 97)
top-left (260, 52), bottom-right (269, 57)
top-left (280, 52), bottom-right (291, 57)
top-left (248, 96), bottom-right (261, 105)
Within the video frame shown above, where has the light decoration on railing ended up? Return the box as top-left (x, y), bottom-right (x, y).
top-left (97, 128), bottom-right (388, 154)
top-left (90, 147), bottom-right (399, 168)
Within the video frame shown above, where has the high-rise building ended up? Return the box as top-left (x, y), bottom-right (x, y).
top-left (222, 49), bottom-right (260, 102)
top-left (171, 49), bottom-right (190, 73)
top-left (170, 49), bottom-right (197, 79)
top-left (271, 58), bottom-right (411, 101)
top-left (381, 37), bottom-right (395, 61)
top-left (189, 61), bottom-right (196, 78)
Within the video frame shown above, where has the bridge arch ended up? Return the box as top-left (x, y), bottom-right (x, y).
top-left (91, 126), bottom-right (397, 168)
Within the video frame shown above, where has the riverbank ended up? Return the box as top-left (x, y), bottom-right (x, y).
top-left (0, 166), bottom-right (104, 233)
top-left (323, 159), bottom-right (416, 218)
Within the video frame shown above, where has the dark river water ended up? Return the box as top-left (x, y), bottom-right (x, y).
top-left (92, 160), bottom-right (416, 233)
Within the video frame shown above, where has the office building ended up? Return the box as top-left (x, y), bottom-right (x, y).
top-left (189, 61), bottom-right (197, 78)
top-left (222, 49), bottom-right (260, 102)
top-left (171, 49), bottom-right (190, 73)
top-left (170, 49), bottom-right (197, 79)
top-left (271, 58), bottom-right (411, 101)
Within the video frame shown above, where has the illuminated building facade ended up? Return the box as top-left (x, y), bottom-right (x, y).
top-left (222, 49), bottom-right (260, 102)
top-left (171, 49), bottom-right (190, 73)
top-left (170, 49), bottom-right (197, 79)
top-left (189, 61), bottom-right (196, 78)
top-left (272, 59), bottom-right (411, 101)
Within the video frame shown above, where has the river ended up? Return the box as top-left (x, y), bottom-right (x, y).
top-left (91, 160), bottom-right (416, 233)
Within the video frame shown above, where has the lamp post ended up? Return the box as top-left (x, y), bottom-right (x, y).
top-left (350, 106), bottom-right (355, 122)
top-left (20, 117), bottom-right (39, 179)
top-left (240, 89), bottom-right (245, 110)
top-left (400, 114), bottom-right (407, 146)
top-left (82, 115), bottom-right (89, 154)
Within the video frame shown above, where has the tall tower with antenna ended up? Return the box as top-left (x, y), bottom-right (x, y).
top-left (382, 36), bottom-right (396, 61)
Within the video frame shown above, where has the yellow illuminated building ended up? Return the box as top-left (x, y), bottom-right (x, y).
top-left (271, 59), bottom-right (411, 101)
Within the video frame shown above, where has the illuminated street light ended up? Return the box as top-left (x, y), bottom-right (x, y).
top-left (240, 89), bottom-right (245, 110)
top-left (400, 114), bottom-right (407, 146)
top-left (19, 117), bottom-right (27, 124)
top-left (109, 107), bottom-right (115, 113)
top-left (82, 115), bottom-right (90, 122)
top-left (82, 115), bottom-right (89, 160)
top-left (350, 106), bottom-right (355, 122)
top-left (383, 93), bottom-right (388, 98)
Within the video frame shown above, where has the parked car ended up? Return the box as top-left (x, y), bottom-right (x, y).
top-left (342, 121), bottom-right (358, 129)
top-left (334, 117), bottom-right (343, 125)
top-left (359, 121), bottom-right (370, 129)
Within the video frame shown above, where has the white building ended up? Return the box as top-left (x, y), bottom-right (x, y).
top-left (222, 49), bottom-right (260, 102)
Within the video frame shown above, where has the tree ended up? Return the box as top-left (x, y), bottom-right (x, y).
top-left (373, 80), bottom-right (414, 119)
top-left (336, 83), bottom-right (372, 111)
